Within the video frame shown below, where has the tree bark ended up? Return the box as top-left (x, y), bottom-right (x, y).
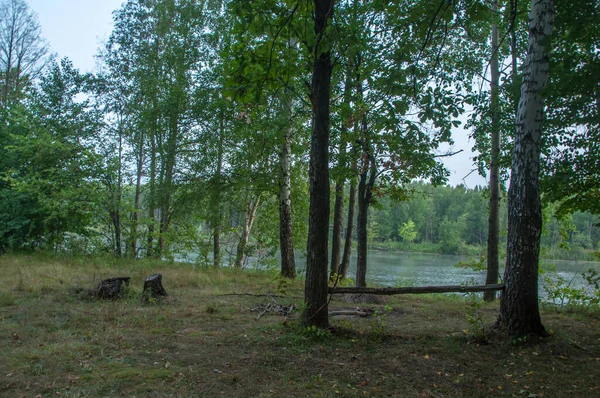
top-left (158, 114), bottom-right (178, 256)
top-left (498, 0), bottom-right (554, 338)
top-left (147, 116), bottom-right (158, 258)
top-left (340, 177), bottom-right (357, 278)
top-left (234, 195), bottom-right (260, 269)
top-left (330, 72), bottom-right (352, 280)
top-left (304, 0), bottom-right (334, 329)
top-left (355, 74), bottom-right (375, 288)
top-left (211, 109), bottom-right (225, 267)
top-left (279, 98), bottom-right (296, 278)
top-left (510, 0), bottom-right (520, 119)
top-left (129, 130), bottom-right (144, 258)
top-left (330, 174), bottom-right (345, 279)
top-left (484, 0), bottom-right (500, 302)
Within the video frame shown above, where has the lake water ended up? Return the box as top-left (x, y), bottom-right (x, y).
top-left (181, 249), bottom-right (599, 300)
top-left (292, 251), bottom-right (600, 299)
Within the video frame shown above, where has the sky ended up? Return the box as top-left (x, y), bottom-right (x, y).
top-left (27, 0), bottom-right (487, 188)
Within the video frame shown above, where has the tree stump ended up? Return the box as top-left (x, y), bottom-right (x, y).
top-left (94, 277), bottom-right (131, 300)
top-left (142, 274), bottom-right (168, 302)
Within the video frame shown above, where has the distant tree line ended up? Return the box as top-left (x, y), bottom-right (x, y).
top-left (366, 183), bottom-right (599, 260)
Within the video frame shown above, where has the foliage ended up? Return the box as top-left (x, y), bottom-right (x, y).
top-left (369, 305), bottom-right (393, 339)
top-left (329, 273), bottom-right (355, 287)
top-left (541, 264), bottom-right (600, 311)
top-left (463, 294), bottom-right (486, 341)
top-left (398, 219), bottom-right (418, 243)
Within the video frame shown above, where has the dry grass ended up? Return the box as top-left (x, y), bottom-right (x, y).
top-left (0, 254), bottom-right (599, 397)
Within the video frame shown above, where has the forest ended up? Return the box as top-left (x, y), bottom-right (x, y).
top-left (1, 0), bottom-right (599, 337)
top-left (1, 0), bottom-right (600, 396)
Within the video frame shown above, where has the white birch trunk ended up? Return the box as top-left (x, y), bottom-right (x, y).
top-left (499, 0), bottom-right (554, 338)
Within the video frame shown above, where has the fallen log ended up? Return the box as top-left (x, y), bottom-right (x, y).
top-left (328, 283), bottom-right (504, 296)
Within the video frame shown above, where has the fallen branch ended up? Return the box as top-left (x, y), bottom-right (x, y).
top-left (328, 283), bottom-right (504, 296)
top-left (329, 310), bottom-right (372, 317)
top-left (220, 293), bottom-right (301, 299)
top-left (250, 295), bottom-right (296, 319)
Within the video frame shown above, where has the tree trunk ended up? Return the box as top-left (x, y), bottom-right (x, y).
top-left (356, 172), bottom-right (368, 288)
top-left (280, 99), bottom-right (296, 278)
top-left (355, 74), bottom-right (374, 288)
top-left (498, 0), bottom-right (554, 339)
top-left (340, 178), bottom-right (356, 278)
top-left (211, 109), bottom-right (225, 267)
top-left (234, 195), bottom-right (260, 269)
top-left (147, 123), bottom-right (157, 258)
top-left (129, 131), bottom-right (144, 258)
top-left (510, 0), bottom-right (520, 119)
top-left (330, 179), bottom-right (344, 279)
top-left (484, 0), bottom-right (500, 302)
top-left (158, 115), bottom-right (178, 256)
top-left (330, 71), bottom-right (353, 280)
top-left (304, 0), bottom-right (334, 329)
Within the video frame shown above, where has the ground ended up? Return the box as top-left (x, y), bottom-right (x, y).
top-left (0, 255), bottom-right (599, 397)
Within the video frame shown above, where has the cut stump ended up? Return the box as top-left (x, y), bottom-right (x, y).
top-left (142, 274), bottom-right (168, 302)
top-left (94, 277), bottom-right (131, 300)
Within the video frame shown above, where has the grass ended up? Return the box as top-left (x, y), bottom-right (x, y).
top-left (0, 254), bottom-right (599, 397)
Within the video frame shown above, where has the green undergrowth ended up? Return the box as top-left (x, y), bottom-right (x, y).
top-left (1, 254), bottom-right (599, 397)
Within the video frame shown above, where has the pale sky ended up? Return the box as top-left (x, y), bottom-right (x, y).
top-left (27, 0), bottom-right (486, 188)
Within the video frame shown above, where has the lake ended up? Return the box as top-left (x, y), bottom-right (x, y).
top-left (292, 251), bottom-right (600, 299)
top-left (181, 249), bottom-right (600, 300)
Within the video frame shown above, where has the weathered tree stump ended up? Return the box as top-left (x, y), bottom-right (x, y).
top-left (94, 276), bottom-right (131, 300)
top-left (142, 274), bottom-right (168, 302)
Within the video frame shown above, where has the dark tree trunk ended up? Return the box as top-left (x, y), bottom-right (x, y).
top-left (304, 0), bottom-right (334, 329)
top-left (330, 178), bottom-right (344, 279)
top-left (280, 99), bottom-right (296, 278)
top-left (356, 165), bottom-right (375, 288)
top-left (330, 72), bottom-right (353, 280)
top-left (498, 0), bottom-right (554, 338)
top-left (356, 172), bottom-right (368, 288)
top-left (340, 178), bottom-right (356, 279)
top-left (485, 0), bottom-right (500, 302)
top-left (355, 74), bottom-right (374, 289)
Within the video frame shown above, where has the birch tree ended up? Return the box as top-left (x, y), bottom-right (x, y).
top-left (499, 0), bottom-right (555, 338)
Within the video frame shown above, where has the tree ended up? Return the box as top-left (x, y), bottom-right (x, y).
top-left (304, 0), bottom-right (335, 328)
top-left (484, 0), bottom-right (501, 302)
top-left (499, 0), bottom-right (554, 338)
top-left (104, 0), bottom-right (219, 258)
top-left (0, 0), bottom-right (49, 109)
top-left (541, 0), bottom-right (600, 216)
top-left (399, 219), bottom-right (418, 243)
top-left (3, 59), bottom-right (103, 251)
top-left (348, 0), bottom-right (477, 287)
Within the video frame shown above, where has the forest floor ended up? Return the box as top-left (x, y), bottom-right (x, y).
top-left (0, 255), bottom-right (599, 398)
